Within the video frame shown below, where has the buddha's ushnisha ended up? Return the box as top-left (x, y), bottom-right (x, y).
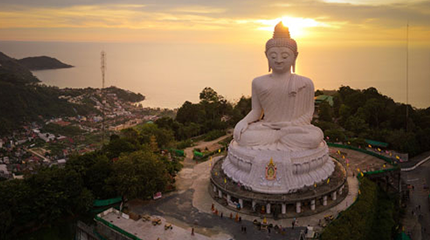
top-left (233, 22), bottom-right (323, 151)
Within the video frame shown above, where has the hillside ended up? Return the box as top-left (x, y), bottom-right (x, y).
top-left (0, 52), bottom-right (145, 134)
top-left (0, 52), bottom-right (39, 84)
top-left (0, 82), bottom-right (95, 134)
top-left (18, 56), bottom-right (73, 70)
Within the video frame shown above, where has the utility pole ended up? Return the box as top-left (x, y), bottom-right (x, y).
top-left (405, 22), bottom-right (409, 132)
top-left (101, 51), bottom-right (106, 144)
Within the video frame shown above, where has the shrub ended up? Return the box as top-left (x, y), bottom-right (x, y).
top-left (204, 130), bottom-right (226, 141)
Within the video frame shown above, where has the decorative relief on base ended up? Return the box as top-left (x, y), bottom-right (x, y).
top-left (265, 158), bottom-right (277, 180)
top-left (221, 140), bottom-right (335, 194)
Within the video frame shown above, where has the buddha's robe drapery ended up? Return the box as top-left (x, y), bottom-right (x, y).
top-left (237, 74), bottom-right (323, 151)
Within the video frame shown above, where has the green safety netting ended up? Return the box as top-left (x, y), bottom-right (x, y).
top-left (171, 149), bottom-right (185, 156)
top-left (362, 168), bottom-right (397, 176)
top-left (395, 232), bottom-right (411, 240)
top-left (315, 95), bottom-right (334, 106)
top-left (193, 151), bottom-right (203, 157)
top-left (95, 216), bottom-right (142, 240)
top-left (365, 139), bottom-right (389, 148)
top-left (93, 197), bottom-right (122, 207)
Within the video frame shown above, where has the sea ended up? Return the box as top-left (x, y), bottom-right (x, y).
top-left (1, 41), bottom-right (429, 109)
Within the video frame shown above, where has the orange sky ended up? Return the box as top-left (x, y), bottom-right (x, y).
top-left (1, 0), bottom-right (430, 46)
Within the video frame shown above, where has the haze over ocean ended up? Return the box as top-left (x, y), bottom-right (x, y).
top-left (1, 41), bottom-right (429, 109)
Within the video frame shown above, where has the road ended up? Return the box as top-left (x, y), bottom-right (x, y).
top-left (183, 133), bottom-right (231, 168)
top-left (128, 134), bottom-right (400, 239)
top-left (401, 159), bottom-right (430, 240)
top-left (129, 134), bottom-right (307, 240)
top-left (27, 148), bottom-right (51, 163)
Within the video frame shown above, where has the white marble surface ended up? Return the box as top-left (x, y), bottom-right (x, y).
top-left (228, 22), bottom-right (334, 193)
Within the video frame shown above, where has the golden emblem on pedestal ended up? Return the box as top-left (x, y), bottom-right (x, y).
top-left (265, 157), bottom-right (277, 180)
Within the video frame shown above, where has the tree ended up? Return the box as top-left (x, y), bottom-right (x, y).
top-left (149, 135), bottom-right (159, 153)
top-left (338, 104), bottom-right (351, 125)
top-left (109, 150), bottom-right (168, 200)
top-left (0, 180), bottom-right (33, 238)
top-left (104, 138), bottom-right (138, 159)
top-left (324, 129), bottom-right (346, 143)
top-left (121, 128), bottom-right (140, 146)
top-left (110, 134), bottom-right (120, 141)
top-left (332, 93), bottom-right (342, 118)
top-left (175, 101), bottom-right (205, 125)
top-left (26, 167), bottom-right (93, 223)
top-left (199, 87), bottom-right (219, 103)
top-left (230, 96), bottom-right (251, 125)
top-left (66, 152), bottom-right (116, 199)
top-left (155, 117), bottom-right (176, 130)
top-left (417, 127), bottom-right (430, 153)
top-left (344, 116), bottom-right (369, 135)
top-left (137, 123), bottom-right (174, 148)
top-left (318, 101), bottom-right (333, 122)
top-left (362, 98), bottom-right (386, 128)
top-left (386, 130), bottom-right (420, 156)
top-left (321, 178), bottom-right (378, 240)
top-left (177, 122), bottom-right (201, 140)
top-left (315, 90), bottom-right (324, 96)
top-left (84, 154), bottom-right (116, 199)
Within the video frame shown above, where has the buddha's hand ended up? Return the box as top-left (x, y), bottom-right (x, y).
top-left (281, 126), bottom-right (307, 134)
top-left (234, 120), bottom-right (248, 141)
top-left (262, 122), bottom-right (291, 130)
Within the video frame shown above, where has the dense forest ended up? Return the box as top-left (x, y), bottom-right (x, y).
top-left (321, 177), bottom-right (399, 240)
top-left (1, 86), bottom-right (427, 238)
top-left (0, 82), bottom-right (93, 134)
top-left (0, 123), bottom-right (180, 239)
top-left (155, 87), bottom-right (250, 142)
top-left (0, 52), bottom-right (39, 84)
top-left (0, 83), bottom-right (144, 134)
top-left (157, 86), bottom-right (430, 157)
top-left (314, 86), bottom-right (430, 157)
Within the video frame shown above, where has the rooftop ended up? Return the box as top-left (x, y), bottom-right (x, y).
top-left (96, 208), bottom-right (211, 240)
top-left (315, 95), bottom-right (334, 106)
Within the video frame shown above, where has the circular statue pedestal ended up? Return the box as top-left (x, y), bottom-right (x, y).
top-left (222, 141), bottom-right (335, 194)
top-left (210, 157), bottom-right (348, 218)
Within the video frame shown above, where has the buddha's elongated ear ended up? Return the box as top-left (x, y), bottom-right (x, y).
top-left (292, 52), bottom-right (299, 73)
top-left (265, 51), bottom-right (272, 72)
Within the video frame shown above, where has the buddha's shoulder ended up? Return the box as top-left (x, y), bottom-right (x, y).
top-left (293, 74), bottom-right (314, 86)
top-left (252, 74), bottom-right (313, 84)
top-left (253, 74), bottom-right (270, 82)
top-left (251, 74), bottom-right (270, 87)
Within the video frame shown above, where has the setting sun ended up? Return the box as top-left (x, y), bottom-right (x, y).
top-left (257, 16), bottom-right (328, 38)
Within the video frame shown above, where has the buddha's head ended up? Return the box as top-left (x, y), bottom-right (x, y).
top-left (265, 22), bottom-right (298, 73)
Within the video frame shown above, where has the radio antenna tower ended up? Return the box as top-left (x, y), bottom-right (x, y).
top-left (405, 22), bottom-right (409, 132)
top-left (101, 51), bottom-right (106, 143)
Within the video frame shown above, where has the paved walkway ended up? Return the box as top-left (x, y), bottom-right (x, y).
top-left (401, 151), bottom-right (430, 172)
top-left (129, 137), bottom-right (393, 239)
top-left (400, 151), bottom-right (430, 169)
top-left (182, 133), bottom-right (232, 168)
top-left (190, 155), bottom-right (359, 232)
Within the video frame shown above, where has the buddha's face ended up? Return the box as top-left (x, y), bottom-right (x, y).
top-left (266, 47), bottom-right (295, 73)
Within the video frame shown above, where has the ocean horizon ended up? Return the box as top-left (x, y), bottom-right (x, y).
top-left (1, 40), bottom-right (429, 109)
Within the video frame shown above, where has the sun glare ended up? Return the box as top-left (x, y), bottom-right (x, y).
top-left (257, 16), bottom-right (325, 37)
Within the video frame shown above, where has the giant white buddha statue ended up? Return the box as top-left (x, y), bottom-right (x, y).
top-left (222, 22), bottom-right (334, 194)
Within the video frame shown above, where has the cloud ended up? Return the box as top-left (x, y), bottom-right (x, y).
top-left (168, 6), bottom-right (226, 14)
top-left (0, 0), bottom-right (429, 44)
top-left (321, 0), bottom-right (425, 6)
